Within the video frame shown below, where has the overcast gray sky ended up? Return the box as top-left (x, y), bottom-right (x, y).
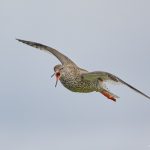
top-left (0, 0), bottom-right (150, 150)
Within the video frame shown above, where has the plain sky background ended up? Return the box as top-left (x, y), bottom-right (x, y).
top-left (0, 0), bottom-right (150, 150)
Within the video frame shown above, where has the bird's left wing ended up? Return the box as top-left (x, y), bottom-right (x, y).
top-left (81, 71), bottom-right (150, 99)
top-left (17, 39), bottom-right (77, 66)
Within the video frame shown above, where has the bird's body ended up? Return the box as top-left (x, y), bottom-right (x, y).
top-left (17, 39), bottom-right (150, 102)
top-left (59, 66), bottom-right (97, 93)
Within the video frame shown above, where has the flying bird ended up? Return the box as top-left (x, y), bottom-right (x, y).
top-left (17, 39), bottom-right (150, 102)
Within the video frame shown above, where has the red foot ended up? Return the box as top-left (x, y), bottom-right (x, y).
top-left (101, 91), bottom-right (116, 102)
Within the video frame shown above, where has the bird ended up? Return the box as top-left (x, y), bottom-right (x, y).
top-left (17, 39), bottom-right (150, 102)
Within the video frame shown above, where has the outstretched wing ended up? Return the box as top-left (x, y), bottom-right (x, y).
top-left (17, 39), bottom-right (77, 66)
top-left (81, 71), bottom-right (150, 99)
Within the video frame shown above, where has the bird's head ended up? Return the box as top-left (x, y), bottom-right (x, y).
top-left (51, 64), bottom-right (64, 87)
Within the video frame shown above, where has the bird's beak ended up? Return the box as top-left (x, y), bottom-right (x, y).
top-left (55, 71), bottom-right (61, 87)
top-left (51, 73), bottom-right (55, 78)
top-left (55, 79), bottom-right (59, 87)
top-left (51, 71), bottom-right (61, 87)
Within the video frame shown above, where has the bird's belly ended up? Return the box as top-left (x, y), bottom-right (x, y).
top-left (60, 77), bottom-right (97, 93)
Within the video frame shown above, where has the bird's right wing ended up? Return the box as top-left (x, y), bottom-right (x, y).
top-left (81, 71), bottom-right (150, 99)
top-left (17, 39), bottom-right (77, 66)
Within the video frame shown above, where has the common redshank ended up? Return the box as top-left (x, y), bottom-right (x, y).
top-left (17, 39), bottom-right (150, 102)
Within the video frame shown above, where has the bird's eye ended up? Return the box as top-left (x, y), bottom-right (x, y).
top-left (60, 67), bottom-right (64, 71)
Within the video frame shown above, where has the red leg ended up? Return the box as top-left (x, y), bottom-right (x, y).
top-left (101, 91), bottom-right (116, 102)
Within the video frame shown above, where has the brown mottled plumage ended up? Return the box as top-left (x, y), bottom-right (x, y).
top-left (17, 39), bottom-right (150, 102)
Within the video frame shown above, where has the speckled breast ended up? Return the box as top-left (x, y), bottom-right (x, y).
top-left (60, 74), bottom-right (98, 93)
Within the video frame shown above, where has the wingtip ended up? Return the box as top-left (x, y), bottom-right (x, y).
top-left (141, 93), bottom-right (150, 100)
top-left (16, 38), bottom-right (23, 42)
top-left (148, 96), bottom-right (150, 100)
top-left (16, 39), bottom-right (30, 45)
